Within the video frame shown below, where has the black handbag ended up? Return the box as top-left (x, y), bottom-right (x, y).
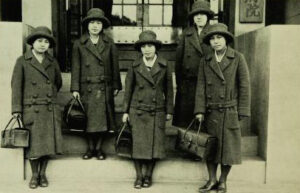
top-left (176, 119), bottom-right (217, 160)
top-left (63, 97), bottom-right (87, 133)
top-left (1, 116), bottom-right (29, 148)
top-left (115, 122), bottom-right (132, 158)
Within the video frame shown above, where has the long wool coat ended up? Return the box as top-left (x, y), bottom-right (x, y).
top-left (123, 56), bottom-right (174, 159)
top-left (11, 50), bottom-right (63, 158)
top-left (71, 33), bottom-right (122, 132)
top-left (173, 26), bottom-right (212, 127)
top-left (194, 47), bottom-right (251, 165)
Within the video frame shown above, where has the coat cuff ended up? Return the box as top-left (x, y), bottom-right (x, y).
top-left (12, 105), bottom-right (22, 114)
top-left (70, 84), bottom-right (80, 92)
top-left (238, 107), bottom-right (251, 117)
top-left (194, 106), bottom-right (206, 115)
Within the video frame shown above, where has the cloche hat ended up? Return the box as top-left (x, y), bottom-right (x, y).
top-left (188, 0), bottom-right (215, 20)
top-left (82, 8), bottom-right (111, 28)
top-left (26, 26), bottom-right (55, 48)
top-left (203, 23), bottom-right (234, 44)
top-left (134, 30), bottom-right (162, 51)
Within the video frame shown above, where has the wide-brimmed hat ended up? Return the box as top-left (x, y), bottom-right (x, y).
top-left (134, 30), bottom-right (162, 51)
top-left (203, 23), bottom-right (234, 44)
top-left (188, 0), bottom-right (215, 20)
top-left (26, 26), bottom-right (55, 48)
top-left (82, 8), bottom-right (111, 28)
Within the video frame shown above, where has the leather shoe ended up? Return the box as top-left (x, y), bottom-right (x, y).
top-left (82, 150), bottom-right (94, 160)
top-left (199, 180), bottom-right (218, 192)
top-left (39, 174), bottom-right (48, 187)
top-left (29, 176), bottom-right (39, 189)
top-left (142, 176), bottom-right (152, 188)
top-left (134, 178), bottom-right (143, 189)
top-left (96, 151), bottom-right (106, 160)
top-left (217, 182), bottom-right (227, 193)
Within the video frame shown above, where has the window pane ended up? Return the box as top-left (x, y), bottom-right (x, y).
top-left (113, 0), bottom-right (122, 4)
top-left (149, 0), bottom-right (162, 4)
top-left (123, 5), bottom-right (137, 25)
top-left (112, 5), bottom-right (122, 25)
top-left (123, 0), bottom-right (137, 4)
top-left (149, 5), bottom-right (162, 25)
top-left (163, 5), bottom-right (172, 25)
top-left (164, 0), bottom-right (173, 4)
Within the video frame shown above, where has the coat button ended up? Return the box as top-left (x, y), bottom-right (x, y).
top-left (86, 77), bottom-right (91, 83)
top-left (207, 109), bottom-right (212, 113)
top-left (34, 109), bottom-right (39, 113)
top-left (32, 99), bottom-right (37, 105)
top-left (47, 99), bottom-right (52, 104)
top-left (33, 94), bottom-right (38, 98)
top-left (138, 99), bottom-right (143, 103)
top-left (47, 80), bottom-right (51, 84)
top-left (137, 110), bottom-right (142, 116)
top-left (47, 93), bottom-right (52, 97)
top-left (85, 64), bottom-right (90, 67)
top-left (207, 95), bottom-right (212, 99)
top-left (150, 107), bottom-right (155, 111)
top-left (139, 85), bottom-right (144, 89)
top-left (88, 88), bottom-right (92, 93)
top-left (100, 87), bottom-right (105, 91)
top-left (48, 106), bottom-right (52, 111)
top-left (150, 112), bottom-right (155, 116)
top-left (208, 81), bottom-right (212, 86)
top-left (152, 98), bottom-right (156, 103)
top-left (222, 81), bottom-right (226, 85)
top-left (31, 81), bottom-right (37, 85)
top-left (220, 95), bottom-right (225, 99)
top-left (219, 109), bottom-right (224, 112)
top-left (152, 86), bottom-right (156, 89)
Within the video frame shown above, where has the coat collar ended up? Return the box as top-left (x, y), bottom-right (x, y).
top-left (24, 50), bottom-right (54, 79)
top-left (133, 55), bottom-right (167, 85)
top-left (205, 47), bottom-right (236, 80)
top-left (185, 26), bottom-right (209, 55)
top-left (80, 33), bottom-right (109, 61)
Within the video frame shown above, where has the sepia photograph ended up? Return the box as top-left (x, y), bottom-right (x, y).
top-left (0, 0), bottom-right (300, 192)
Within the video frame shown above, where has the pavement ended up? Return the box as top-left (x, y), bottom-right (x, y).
top-left (0, 180), bottom-right (299, 193)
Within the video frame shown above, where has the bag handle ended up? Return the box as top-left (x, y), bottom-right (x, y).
top-left (115, 121), bottom-right (130, 147)
top-left (195, 120), bottom-right (203, 147)
top-left (66, 97), bottom-right (86, 123)
top-left (182, 119), bottom-right (196, 141)
top-left (2, 116), bottom-right (24, 137)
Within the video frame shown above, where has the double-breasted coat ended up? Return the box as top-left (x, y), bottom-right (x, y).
top-left (11, 50), bottom-right (63, 158)
top-left (173, 26), bottom-right (212, 127)
top-left (123, 56), bottom-right (174, 159)
top-left (194, 47), bottom-right (251, 165)
top-left (71, 33), bottom-right (122, 132)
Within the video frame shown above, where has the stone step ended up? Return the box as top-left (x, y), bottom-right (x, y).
top-left (25, 155), bottom-right (265, 184)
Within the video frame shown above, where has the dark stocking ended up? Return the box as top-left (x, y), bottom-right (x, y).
top-left (95, 135), bottom-right (103, 152)
top-left (39, 157), bottom-right (49, 176)
top-left (134, 159), bottom-right (143, 179)
top-left (29, 159), bottom-right (39, 178)
top-left (145, 159), bottom-right (156, 178)
top-left (206, 161), bottom-right (218, 183)
top-left (219, 164), bottom-right (232, 183)
top-left (87, 134), bottom-right (95, 152)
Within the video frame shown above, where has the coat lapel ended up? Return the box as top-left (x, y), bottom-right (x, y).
top-left (96, 33), bottom-right (109, 55)
top-left (81, 33), bottom-right (102, 61)
top-left (25, 50), bottom-right (50, 79)
top-left (43, 53), bottom-right (54, 70)
top-left (206, 53), bottom-right (225, 81)
top-left (151, 56), bottom-right (167, 83)
top-left (220, 47), bottom-right (235, 72)
top-left (134, 58), bottom-right (155, 85)
top-left (186, 27), bottom-right (203, 55)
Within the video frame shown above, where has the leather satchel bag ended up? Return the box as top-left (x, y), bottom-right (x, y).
top-left (115, 122), bottom-right (132, 158)
top-left (176, 119), bottom-right (217, 160)
top-left (63, 97), bottom-right (87, 133)
top-left (1, 116), bottom-right (29, 148)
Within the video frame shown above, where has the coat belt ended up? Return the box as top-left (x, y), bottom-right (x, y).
top-left (207, 100), bottom-right (237, 109)
top-left (131, 104), bottom-right (165, 112)
top-left (23, 98), bottom-right (56, 105)
top-left (80, 75), bottom-right (111, 84)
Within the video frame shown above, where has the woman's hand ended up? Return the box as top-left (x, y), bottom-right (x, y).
top-left (12, 113), bottom-right (21, 119)
top-left (113, 89), bottom-right (119, 96)
top-left (72, 91), bottom-right (80, 99)
top-left (195, 113), bottom-right (204, 122)
top-left (166, 114), bottom-right (172, 121)
top-left (122, 113), bottom-right (129, 123)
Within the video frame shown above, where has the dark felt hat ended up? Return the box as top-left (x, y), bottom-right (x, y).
top-left (134, 30), bottom-right (162, 51)
top-left (82, 8), bottom-right (111, 28)
top-left (203, 23), bottom-right (234, 44)
top-left (26, 26), bottom-right (55, 48)
top-left (188, 0), bottom-right (215, 20)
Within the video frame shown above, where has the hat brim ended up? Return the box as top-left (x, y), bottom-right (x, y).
top-left (134, 40), bottom-right (162, 51)
top-left (26, 33), bottom-right (56, 48)
top-left (203, 31), bottom-right (234, 45)
top-left (188, 9), bottom-right (215, 20)
top-left (82, 16), bottom-right (111, 28)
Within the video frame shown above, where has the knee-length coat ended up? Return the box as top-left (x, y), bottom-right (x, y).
top-left (71, 33), bottom-right (122, 132)
top-left (194, 47), bottom-right (251, 165)
top-left (173, 26), bottom-right (212, 127)
top-left (123, 56), bottom-right (174, 159)
top-left (11, 50), bottom-right (63, 158)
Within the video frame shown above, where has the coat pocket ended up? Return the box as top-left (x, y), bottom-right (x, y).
top-left (226, 111), bottom-right (240, 130)
top-left (22, 106), bottom-right (34, 126)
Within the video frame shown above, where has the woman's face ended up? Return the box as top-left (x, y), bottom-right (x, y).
top-left (209, 34), bottom-right (227, 51)
top-left (141, 44), bottom-right (156, 59)
top-left (88, 20), bottom-right (103, 35)
top-left (32, 37), bottom-right (50, 54)
top-left (193, 13), bottom-right (208, 27)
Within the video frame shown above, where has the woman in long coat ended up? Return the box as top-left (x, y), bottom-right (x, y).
top-left (71, 8), bottom-right (122, 160)
top-left (173, 0), bottom-right (214, 127)
top-left (11, 26), bottom-right (63, 189)
top-left (195, 23), bottom-right (251, 193)
top-left (122, 30), bottom-right (173, 189)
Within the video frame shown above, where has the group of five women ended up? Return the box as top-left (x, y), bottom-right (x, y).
top-left (11, 1), bottom-right (250, 192)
